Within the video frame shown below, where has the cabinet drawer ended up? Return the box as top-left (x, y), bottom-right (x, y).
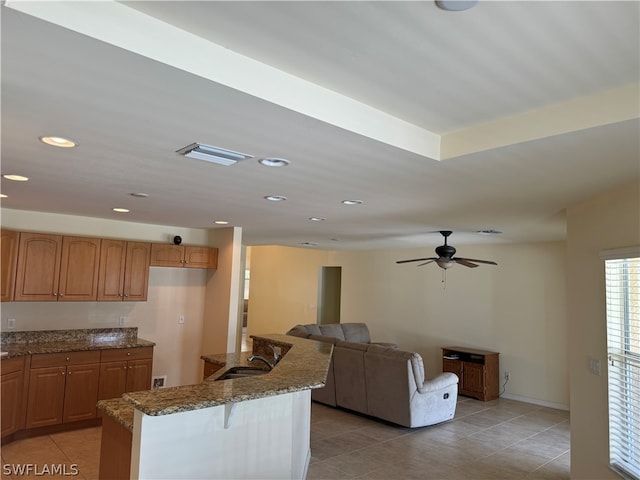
top-left (1, 356), bottom-right (25, 375)
top-left (101, 347), bottom-right (153, 362)
top-left (30, 350), bottom-right (101, 368)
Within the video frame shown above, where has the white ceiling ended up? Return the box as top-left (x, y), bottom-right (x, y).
top-left (1, 1), bottom-right (638, 250)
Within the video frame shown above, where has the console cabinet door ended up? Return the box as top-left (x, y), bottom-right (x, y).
top-left (1, 229), bottom-right (19, 302)
top-left (25, 366), bottom-right (66, 428)
top-left (461, 362), bottom-right (485, 396)
top-left (14, 233), bottom-right (62, 301)
top-left (62, 363), bottom-right (100, 423)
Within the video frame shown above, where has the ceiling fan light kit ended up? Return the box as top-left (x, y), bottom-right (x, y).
top-left (396, 230), bottom-right (497, 270)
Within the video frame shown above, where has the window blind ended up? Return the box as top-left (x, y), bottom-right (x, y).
top-left (605, 256), bottom-right (640, 480)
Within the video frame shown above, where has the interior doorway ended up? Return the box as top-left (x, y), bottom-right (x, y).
top-left (317, 266), bottom-right (342, 325)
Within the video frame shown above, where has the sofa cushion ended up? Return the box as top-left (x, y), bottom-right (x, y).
top-left (340, 323), bottom-right (372, 343)
top-left (308, 334), bottom-right (338, 345)
top-left (286, 325), bottom-right (311, 338)
top-left (318, 324), bottom-right (346, 340)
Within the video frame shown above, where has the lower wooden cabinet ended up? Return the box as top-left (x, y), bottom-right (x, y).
top-left (25, 351), bottom-right (101, 429)
top-left (1, 357), bottom-right (27, 438)
top-left (98, 347), bottom-right (154, 401)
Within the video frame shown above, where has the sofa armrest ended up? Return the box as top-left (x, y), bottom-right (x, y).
top-left (417, 372), bottom-right (459, 394)
top-left (371, 342), bottom-right (399, 349)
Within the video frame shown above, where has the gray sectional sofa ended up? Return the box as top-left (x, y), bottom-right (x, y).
top-left (286, 323), bottom-right (459, 428)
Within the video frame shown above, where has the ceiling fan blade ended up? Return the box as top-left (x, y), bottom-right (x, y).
top-left (396, 257), bottom-right (438, 264)
top-left (455, 257), bottom-right (498, 266)
top-left (417, 260), bottom-right (436, 267)
top-left (454, 258), bottom-right (480, 268)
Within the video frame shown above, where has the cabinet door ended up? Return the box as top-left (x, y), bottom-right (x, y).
top-left (126, 359), bottom-right (153, 392)
top-left (461, 362), bottom-right (485, 396)
top-left (1, 370), bottom-right (23, 437)
top-left (58, 236), bottom-right (101, 301)
top-left (123, 242), bottom-right (151, 301)
top-left (1, 229), bottom-right (19, 302)
top-left (149, 244), bottom-right (184, 267)
top-left (98, 361), bottom-right (128, 400)
top-left (14, 233), bottom-right (62, 301)
top-left (25, 366), bottom-right (66, 428)
top-left (62, 363), bottom-right (100, 423)
top-left (183, 246), bottom-right (218, 269)
top-left (97, 239), bottom-right (127, 301)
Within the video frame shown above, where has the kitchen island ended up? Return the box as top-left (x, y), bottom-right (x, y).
top-left (98, 334), bottom-right (332, 480)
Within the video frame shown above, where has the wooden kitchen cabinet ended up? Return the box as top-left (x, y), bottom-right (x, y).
top-left (97, 240), bottom-right (151, 301)
top-left (14, 233), bottom-right (101, 301)
top-left (150, 243), bottom-right (218, 269)
top-left (98, 347), bottom-right (154, 401)
top-left (1, 357), bottom-right (27, 439)
top-left (442, 347), bottom-right (499, 401)
top-left (1, 229), bottom-right (19, 302)
top-left (25, 351), bottom-right (101, 429)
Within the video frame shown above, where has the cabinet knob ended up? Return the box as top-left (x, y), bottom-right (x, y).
top-left (66, 357), bottom-right (70, 361)
top-left (53, 293), bottom-right (58, 297)
top-left (127, 352), bottom-right (131, 356)
top-left (58, 293), bottom-right (64, 297)
top-left (61, 371), bottom-right (66, 375)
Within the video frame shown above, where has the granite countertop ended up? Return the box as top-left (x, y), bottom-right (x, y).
top-left (0, 328), bottom-right (155, 359)
top-left (118, 334), bottom-right (332, 420)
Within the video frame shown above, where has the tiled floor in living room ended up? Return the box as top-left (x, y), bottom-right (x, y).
top-left (1, 397), bottom-right (569, 480)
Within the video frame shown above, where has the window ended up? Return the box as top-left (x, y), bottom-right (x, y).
top-left (604, 251), bottom-right (640, 480)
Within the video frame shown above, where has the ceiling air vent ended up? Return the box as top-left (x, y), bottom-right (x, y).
top-left (176, 143), bottom-right (253, 166)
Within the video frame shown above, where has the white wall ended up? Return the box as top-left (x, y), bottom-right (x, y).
top-left (248, 240), bottom-right (569, 408)
top-left (566, 180), bottom-right (640, 479)
top-left (0, 208), bottom-right (235, 387)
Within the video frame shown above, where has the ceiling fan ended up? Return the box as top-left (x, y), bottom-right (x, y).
top-left (396, 231), bottom-right (498, 270)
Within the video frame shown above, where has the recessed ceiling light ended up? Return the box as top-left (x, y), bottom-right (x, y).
top-left (264, 195), bottom-right (288, 202)
top-left (300, 242), bottom-right (319, 247)
top-left (309, 217), bottom-right (326, 222)
top-left (435, 0), bottom-right (478, 11)
top-left (476, 229), bottom-right (503, 236)
top-left (112, 208), bottom-right (130, 213)
top-left (2, 174), bottom-right (29, 182)
top-left (176, 142), bottom-right (252, 166)
top-left (259, 157), bottom-right (290, 167)
top-left (214, 220), bottom-right (229, 225)
top-left (39, 136), bottom-right (78, 148)
top-left (0, 194), bottom-right (7, 198)
top-left (130, 192), bottom-right (149, 198)
top-left (341, 199), bottom-right (363, 205)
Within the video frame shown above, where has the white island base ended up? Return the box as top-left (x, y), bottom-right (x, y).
top-left (131, 390), bottom-right (311, 480)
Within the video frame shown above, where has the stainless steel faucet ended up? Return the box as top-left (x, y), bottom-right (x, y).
top-left (247, 344), bottom-right (281, 370)
top-left (247, 354), bottom-right (274, 370)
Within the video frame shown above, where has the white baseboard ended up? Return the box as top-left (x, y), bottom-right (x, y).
top-left (500, 392), bottom-right (569, 411)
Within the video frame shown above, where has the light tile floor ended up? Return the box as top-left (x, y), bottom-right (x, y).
top-left (0, 397), bottom-right (569, 480)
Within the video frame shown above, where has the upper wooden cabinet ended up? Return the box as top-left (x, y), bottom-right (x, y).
top-left (97, 240), bottom-right (151, 301)
top-left (150, 244), bottom-right (218, 269)
top-left (14, 234), bottom-right (101, 301)
top-left (1, 229), bottom-right (20, 302)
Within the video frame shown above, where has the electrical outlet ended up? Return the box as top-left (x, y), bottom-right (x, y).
top-left (178, 315), bottom-right (185, 324)
top-left (7, 318), bottom-right (16, 329)
top-left (504, 371), bottom-right (510, 381)
top-left (119, 316), bottom-right (127, 326)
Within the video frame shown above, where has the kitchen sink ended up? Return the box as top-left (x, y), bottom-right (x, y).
top-left (215, 366), bottom-right (269, 380)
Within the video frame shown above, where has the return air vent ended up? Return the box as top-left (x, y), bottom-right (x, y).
top-left (176, 143), bottom-right (253, 166)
